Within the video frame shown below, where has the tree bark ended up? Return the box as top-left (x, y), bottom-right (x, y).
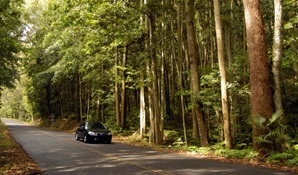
top-left (121, 46), bottom-right (127, 129)
top-left (186, 0), bottom-right (208, 147)
top-left (272, 0), bottom-right (285, 120)
top-left (115, 48), bottom-right (120, 126)
top-left (150, 17), bottom-right (162, 144)
top-left (150, 8), bottom-right (163, 145)
top-left (79, 73), bottom-right (83, 122)
top-left (177, 0), bottom-right (187, 146)
top-left (213, 0), bottom-right (232, 149)
top-left (139, 3), bottom-right (147, 139)
top-left (140, 71), bottom-right (146, 138)
top-left (86, 82), bottom-right (90, 121)
top-left (145, 10), bottom-right (155, 145)
top-left (243, 0), bottom-right (274, 155)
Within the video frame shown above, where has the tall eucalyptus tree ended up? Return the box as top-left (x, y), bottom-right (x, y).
top-left (272, 0), bottom-right (285, 121)
top-left (213, 0), bottom-right (232, 149)
top-left (186, 0), bottom-right (208, 147)
top-left (243, 0), bottom-right (274, 155)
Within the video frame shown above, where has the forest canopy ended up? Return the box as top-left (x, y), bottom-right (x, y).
top-left (0, 0), bottom-right (23, 89)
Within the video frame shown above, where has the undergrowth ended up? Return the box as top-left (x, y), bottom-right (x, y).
top-left (266, 147), bottom-right (298, 167)
top-left (0, 121), bottom-right (15, 148)
top-left (116, 128), bottom-right (298, 169)
top-left (187, 143), bottom-right (258, 159)
top-left (0, 120), bottom-right (16, 172)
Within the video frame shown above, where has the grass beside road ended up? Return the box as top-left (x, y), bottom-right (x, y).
top-left (0, 120), bottom-right (43, 175)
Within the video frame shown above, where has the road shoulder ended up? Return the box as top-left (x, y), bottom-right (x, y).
top-left (0, 119), bottom-right (44, 175)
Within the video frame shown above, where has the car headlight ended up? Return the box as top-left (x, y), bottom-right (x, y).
top-left (107, 132), bottom-right (112, 136)
top-left (88, 131), bottom-right (97, 136)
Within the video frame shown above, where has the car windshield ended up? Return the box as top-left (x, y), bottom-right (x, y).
top-left (88, 122), bottom-right (105, 130)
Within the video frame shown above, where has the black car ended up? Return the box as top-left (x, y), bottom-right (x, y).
top-left (75, 121), bottom-right (112, 143)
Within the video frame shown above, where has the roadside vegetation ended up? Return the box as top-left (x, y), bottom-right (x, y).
top-left (0, 120), bottom-right (43, 175)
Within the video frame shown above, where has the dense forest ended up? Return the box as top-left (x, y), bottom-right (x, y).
top-left (0, 0), bottom-right (297, 160)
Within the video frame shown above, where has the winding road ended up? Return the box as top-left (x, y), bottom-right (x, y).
top-left (1, 118), bottom-right (295, 175)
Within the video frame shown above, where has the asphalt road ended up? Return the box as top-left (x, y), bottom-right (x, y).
top-left (1, 118), bottom-right (295, 175)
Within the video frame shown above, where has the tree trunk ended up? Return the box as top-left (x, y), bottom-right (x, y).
top-left (145, 11), bottom-right (155, 145)
top-left (147, 6), bottom-right (162, 144)
top-left (178, 0), bottom-right (187, 146)
top-left (140, 3), bottom-right (147, 139)
top-left (79, 73), bottom-right (83, 122)
top-left (160, 5), bottom-right (167, 143)
top-left (115, 48), bottom-right (120, 126)
top-left (140, 71), bottom-right (146, 139)
top-left (213, 0), bottom-right (232, 149)
top-left (101, 103), bottom-right (105, 123)
top-left (151, 22), bottom-right (162, 145)
top-left (243, 0), bottom-right (274, 156)
top-left (121, 46), bottom-right (127, 129)
top-left (95, 97), bottom-right (100, 121)
top-left (186, 0), bottom-right (208, 147)
top-left (46, 84), bottom-right (52, 116)
top-left (86, 82), bottom-right (91, 121)
top-left (191, 84), bottom-right (199, 139)
top-left (272, 0), bottom-right (285, 121)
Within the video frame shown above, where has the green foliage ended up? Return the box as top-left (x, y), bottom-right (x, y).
top-left (199, 68), bottom-right (221, 107)
top-left (187, 143), bottom-right (257, 159)
top-left (286, 157), bottom-right (298, 167)
top-left (264, 147), bottom-right (298, 167)
top-left (282, 1), bottom-right (298, 137)
top-left (0, 0), bottom-right (23, 88)
top-left (267, 152), bottom-right (294, 163)
top-left (163, 130), bottom-right (181, 145)
top-left (0, 122), bottom-right (15, 148)
top-left (0, 75), bottom-right (33, 121)
top-left (20, 0), bottom-right (146, 120)
top-left (187, 146), bottom-right (212, 155)
top-left (254, 111), bottom-right (291, 152)
top-left (266, 144), bottom-right (298, 167)
top-left (0, 121), bottom-right (15, 172)
top-left (215, 148), bottom-right (257, 159)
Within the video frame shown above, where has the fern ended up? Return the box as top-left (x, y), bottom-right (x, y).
top-left (254, 110), bottom-right (291, 152)
top-left (268, 110), bottom-right (282, 125)
top-left (286, 157), bottom-right (298, 167)
top-left (254, 115), bottom-right (267, 130)
top-left (267, 152), bottom-right (294, 163)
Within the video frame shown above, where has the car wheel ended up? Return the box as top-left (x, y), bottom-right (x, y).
top-left (83, 135), bottom-right (89, 143)
top-left (75, 133), bottom-right (80, 140)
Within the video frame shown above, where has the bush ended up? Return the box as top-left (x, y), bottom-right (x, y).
top-left (187, 146), bottom-right (211, 155)
top-left (286, 157), bottom-right (298, 167)
top-left (163, 130), bottom-right (179, 145)
top-left (266, 152), bottom-right (294, 163)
